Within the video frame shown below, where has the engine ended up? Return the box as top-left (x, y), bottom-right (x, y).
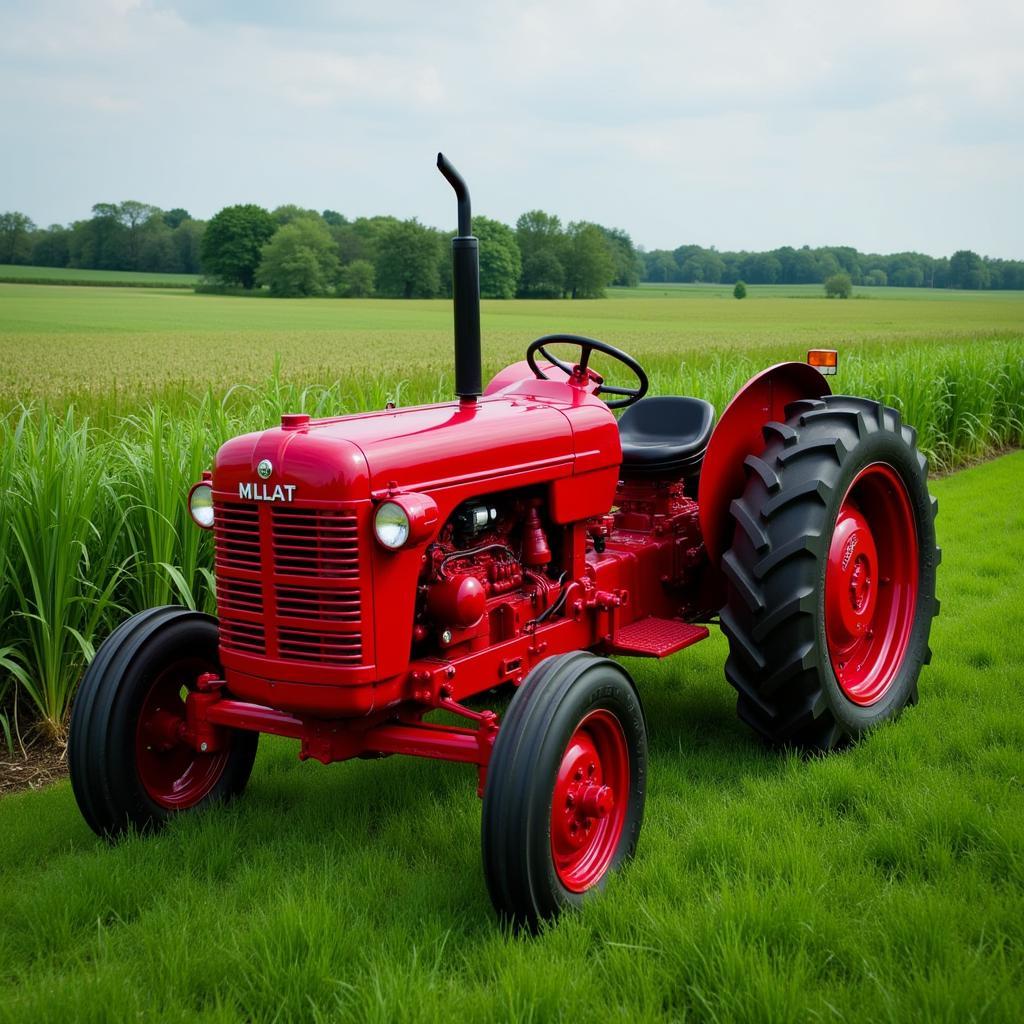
top-left (416, 493), bottom-right (565, 653)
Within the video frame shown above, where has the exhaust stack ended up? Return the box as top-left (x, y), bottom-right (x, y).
top-left (436, 153), bottom-right (482, 401)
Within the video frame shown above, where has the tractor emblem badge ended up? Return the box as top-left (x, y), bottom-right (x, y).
top-left (257, 459), bottom-right (273, 479)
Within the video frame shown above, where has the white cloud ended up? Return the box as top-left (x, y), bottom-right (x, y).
top-left (0, 0), bottom-right (1021, 256)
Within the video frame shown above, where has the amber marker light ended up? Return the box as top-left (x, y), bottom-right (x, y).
top-left (808, 349), bottom-right (838, 375)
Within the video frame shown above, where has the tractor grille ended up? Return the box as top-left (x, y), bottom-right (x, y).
top-left (214, 500), bottom-right (365, 668)
top-left (271, 507), bottom-right (360, 578)
top-left (213, 503), bottom-right (261, 572)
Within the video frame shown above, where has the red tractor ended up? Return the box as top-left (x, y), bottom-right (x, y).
top-left (70, 156), bottom-right (939, 930)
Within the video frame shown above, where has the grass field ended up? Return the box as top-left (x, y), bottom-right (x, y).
top-left (0, 265), bottom-right (199, 288)
top-left (1, 451), bottom-right (1022, 1023)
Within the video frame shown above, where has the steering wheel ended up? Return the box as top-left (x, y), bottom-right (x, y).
top-left (526, 334), bottom-right (649, 409)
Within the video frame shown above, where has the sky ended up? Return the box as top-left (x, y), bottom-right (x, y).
top-left (2, 0), bottom-right (1022, 258)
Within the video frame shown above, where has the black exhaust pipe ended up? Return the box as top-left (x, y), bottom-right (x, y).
top-left (436, 153), bottom-right (481, 401)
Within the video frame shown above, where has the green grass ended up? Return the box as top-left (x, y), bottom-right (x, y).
top-left (1, 451), bottom-right (1022, 1023)
top-left (0, 265), bottom-right (199, 288)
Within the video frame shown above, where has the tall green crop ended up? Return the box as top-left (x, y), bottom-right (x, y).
top-left (4, 411), bottom-right (124, 739)
top-left (0, 339), bottom-right (1021, 738)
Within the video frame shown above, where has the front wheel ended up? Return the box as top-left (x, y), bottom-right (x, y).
top-left (69, 607), bottom-right (258, 838)
top-left (720, 396), bottom-right (940, 750)
top-left (481, 652), bottom-right (647, 931)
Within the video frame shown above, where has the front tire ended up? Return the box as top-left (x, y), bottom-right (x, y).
top-left (69, 607), bottom-right (258, 838)
top-left (720, 396), bottom-right (940, 750)
top-left (482, 652), bottom-right (647, 931)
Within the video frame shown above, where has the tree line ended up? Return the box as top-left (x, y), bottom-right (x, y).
top-left (642, 243), bottom-right (1024, 291)
top-left (2, 203), bottom-right (1022, 296)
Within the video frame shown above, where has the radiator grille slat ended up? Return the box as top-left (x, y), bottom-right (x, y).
top-left (276, 585), bottom-right (362, 623)
top-left (214, 499), bottom-right (365, 667)
top-left (214, 503), bottom-right (262, 574)
top-left (217, 576), bottom-right (264, 616)
top-left (278, 629), bottom-right (362, 665)
top-left (272, 508), bottom-right (360, 579)
top-left (219, 619), bottom-right (266, 655)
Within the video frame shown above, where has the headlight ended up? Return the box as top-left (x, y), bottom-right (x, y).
top-left (374, 501), bottom-right (410, 549)
top-left (188, 481), bottom-right (215, 529)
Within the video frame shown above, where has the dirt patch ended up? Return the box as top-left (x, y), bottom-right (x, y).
top-left (0, 740), bottom-right (67, 797)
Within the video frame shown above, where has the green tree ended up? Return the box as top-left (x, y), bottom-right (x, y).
top-left (172, 219), bottom-right (205, 274)
top-left (644, 250), bottom-right (677, 282)
top-left (564, 222), bottom-right (615, 298)
top-left (516, 210), bottom-right (568, 297)
top-left (272, 204), bottom-right (322, 227)
top-left (791, 248), bottom-right (819, 283)
top-left (824, 273), bottom-right (852, 299)
top-left (891, 262), bottom-right (925, 287)
top-left (162, 208), bottom-right (190, 230)
top-left (375, 219), bottom-right (441, 298)
top-left (332, 216), bottom-right (396, 266)
top-left (339, 258), bottom-right (375, 297)
top-left (473, 216), bottom-right (521, 298)
top-left (949, 249), bottom-right (988, 289)
top-left (201, 204), bottom-right (276, 289)
top-left (115, 201), bottom-right (158, 270)
top-left (741, 252), bottom-right (782, 284)
top-left (520, 250), bottom-right (565, 298)
top-left (73, 204), bottom-right (129, 269)
top-left (0, 212), bottom-right (36, 263)
top-left (733, 280), bottom-right (747, 299)
top-left (256, 217), bottom-right (340, 297)
top-left (865, 268), bottom-right (887, 286)
top-left (138, 218), bottom-right (177, 272)
top-left (700, 250), bottom-right (725, 284)
top-left (816, 251), bottom-right (841, 281)
top-left (31, 224), bottom-right (71, 267)
top-left (600, 226), bottom-right (641, 287)
top-left (679, 248), bottom-right (725, 284)
top-left (829, 246), bottom-right (863, 282)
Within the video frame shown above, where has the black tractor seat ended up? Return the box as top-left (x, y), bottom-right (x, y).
top-left (618, 396), bottom-right (716, 478)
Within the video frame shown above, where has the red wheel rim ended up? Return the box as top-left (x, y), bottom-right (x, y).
top-left (550, 709), bottom-right (629, 893)
top-left (135, 659), bottom-right (231, 810)
top-left (825, 462), bottom-right (919, 706)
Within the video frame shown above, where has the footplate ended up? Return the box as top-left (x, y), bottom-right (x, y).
top-left (603, 617), bottom-right (709, 658)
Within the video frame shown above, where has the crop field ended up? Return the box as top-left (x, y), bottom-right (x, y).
top-left (0, 450), bottom-right (1022, 1022)
top-left (2, 282), bottom-right (1023, 414)
top-left (0, 282), bottom-right (1022, 741)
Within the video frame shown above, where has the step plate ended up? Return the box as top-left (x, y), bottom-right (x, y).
top-left (604, 617), bottom-right (710, 658)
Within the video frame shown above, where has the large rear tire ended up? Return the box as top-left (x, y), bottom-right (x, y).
top-left (720, 396), bottom-right (939, 750)
top-left (70, 607), bottom-right (258, 838)
top-left (481, 652), bottom-right (647, 931)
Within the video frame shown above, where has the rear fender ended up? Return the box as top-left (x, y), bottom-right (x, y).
top-left (698, 362), bottom-right (832, 569)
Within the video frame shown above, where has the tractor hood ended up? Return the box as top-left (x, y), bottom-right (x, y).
top-left (213, 381), bottom-right (620, 506)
